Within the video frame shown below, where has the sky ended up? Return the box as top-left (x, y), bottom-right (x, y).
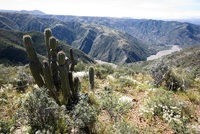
top-left (1, 0), bottom-right (200, 19)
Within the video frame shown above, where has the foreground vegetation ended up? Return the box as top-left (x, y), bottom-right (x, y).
top-left (0, 58), bottom-right (200, 133)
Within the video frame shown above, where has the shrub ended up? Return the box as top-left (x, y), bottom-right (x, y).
top-left (165, 67), bottom-right (192, 91)
top-left (114, 67), bottom-right (135, 78)
top-left (0, 65), bottom-right (14, 86)
top-left (115, 120), bottom-right (141, 134)
top-left (0, 120), bottom-right (13, 134)
top-left (140, 88), bottom-right (193, 133)
top-left (74, 61), bottom-right (87, 72)
top-left (150, 61), bottom-right (169, 87)
top-left (150, 61), bottom-right (192, 91)
top-left (16, 88), bottom-right (72, 133)
top-left (95, 64), bottom-right (114, 79)
top-left (100, 88), bottom-right (133, 121)
top-left (71, 94), bottom-right (98, 133)
top-left (186, 90), bottom-right (200, 105)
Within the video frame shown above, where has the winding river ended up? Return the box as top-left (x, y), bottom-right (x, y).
top-left (147, 45), bottom-right (181, 61)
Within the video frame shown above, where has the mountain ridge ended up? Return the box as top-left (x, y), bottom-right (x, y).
top-left (0, 12), bottom-right (151, 64)
top-left (38, 15), bottom-right (200, 49)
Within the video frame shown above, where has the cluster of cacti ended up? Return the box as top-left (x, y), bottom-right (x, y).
top-left (23, 28), bottom-right (80, 106)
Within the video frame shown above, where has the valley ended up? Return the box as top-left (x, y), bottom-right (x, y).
top-left (0, 10), bottom-right (200, 134)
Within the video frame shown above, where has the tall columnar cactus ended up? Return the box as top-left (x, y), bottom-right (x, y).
top-left (73, 77), bottom-right (80, 102)
top-left (57, 51), bottom-right (71, 105)
top-left (70, 48), bottom-right (75, 72)
top-left (89, 66), bottom-right (95, 90)
top-left (23, 35), bottom-right (44, 87)
top-left (49, 36), bottom-right (60, 91)
top-left (44, 29), bottom-right (52, 64)
top-left (23, 28), bottom-right (83, 107)
top-left (43, 60), bottom-right (60, 105)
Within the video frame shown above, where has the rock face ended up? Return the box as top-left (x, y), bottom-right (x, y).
top-left (0, 12), bottom-right (151, 64)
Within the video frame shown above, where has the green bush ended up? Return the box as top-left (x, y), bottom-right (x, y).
top-left (150, 61), bottom-right (169, 87)
top-left (150, 61), bottom-right (192, 91)
top-left (113, 66), bottom-right (135, 78)
top-left (0, 120), bottom-right (13, 134)
top-left (0, 65), bottom-right (14, 86)
top-left (74, 61), bottom-right (87, 72)
top-left (95, 64), bottom-right (114, 79)
top-left (165, 67), bottom-right (192, 91)
top-left (118, 77), bottom-right (136, 88)
top-left (17, 88), bottom-right (72, 133)
top-left (100, 88), bottom-right (133, 121)
top-left (140, 88), bottom-right (192, 133)
top-left (71, 94), bottom-right (98, 133)
top-left (115, 120), bottom-right (141, 134)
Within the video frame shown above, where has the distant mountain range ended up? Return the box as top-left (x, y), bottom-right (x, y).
top-left (38, 15), bottom-right (200, 48)
top-left (0, 9), bottom-right (45, 15)
top-left (1, 10), bottom-right (200, 64)
top-left (0, 12), bottom-right (151, 64)
top-left (172, 18), bottom-right (200, 25)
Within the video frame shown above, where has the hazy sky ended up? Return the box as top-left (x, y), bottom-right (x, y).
top-left (1, 0), bottom-right (200, 19)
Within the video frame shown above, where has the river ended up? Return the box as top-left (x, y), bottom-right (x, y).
top-left (147, 45), bottom-right (181, 61)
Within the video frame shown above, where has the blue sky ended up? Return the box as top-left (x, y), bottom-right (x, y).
top-left (1, 0), bottom-right (200, 19)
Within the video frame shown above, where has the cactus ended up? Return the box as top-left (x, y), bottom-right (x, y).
top-left (70, 48), bottom-right (75, 72)
top-left (23, 35), bottom-right (44, 87)
top-left (57, 51), bottom-right (71, 105)
top-left (89, 67), bottom-right (95, 90)
top-left (73, 77), bottom-right (80, 102)
top-left (49, 36), bottom-right (60, 91)
top-left (44, 29), bottom-right (52, 64)
top-left (23, 28), bottom-right (85, 107)
top-left (43, 60), bottom-right (60, 105)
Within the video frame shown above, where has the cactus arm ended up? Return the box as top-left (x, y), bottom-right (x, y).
top-left (43, 60), bottom-right (60, 105)
top-left (23, 35), bottom-right (44, 87)
top-left (70, 48), bottom-right (75, 72)
top-left (44, 28), bottom-right (52, 64)
top-left (49, 36), bottom-right (60, 91)
top-left (57, 51), bottom-right (71, 105)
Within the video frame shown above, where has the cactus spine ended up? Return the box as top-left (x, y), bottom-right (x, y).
top-left (23, 35), bottom-right (44, 87)
top-left (89, 67), bottom-right (95, 90)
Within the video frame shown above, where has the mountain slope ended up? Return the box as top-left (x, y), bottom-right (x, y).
top-left (0, 28), bottom-right (94, 64)
top-left (129, 46), bottom-right (200, 77)
top-left (40, 15), bottom-right (200, 48)
top-left (0, 12), bottom-right (151, 64)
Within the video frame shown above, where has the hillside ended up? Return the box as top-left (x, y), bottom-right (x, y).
top-left (40, 15), bottom-right (200, 49)
top-left (0, 12), bottom-right (152, 64)
top-left (128, 46), bottom-right (200, 77)
top-left (0, 28), bottom-right (94, 64)
top-left (0, 45), bottom-right (200, 133)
